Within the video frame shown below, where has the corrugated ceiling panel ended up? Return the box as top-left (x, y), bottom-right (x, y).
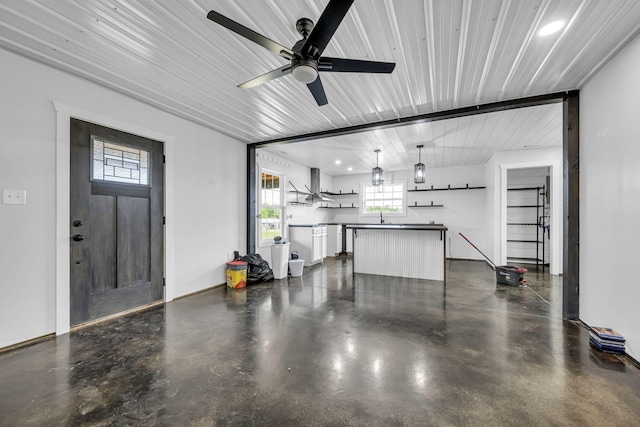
top-left (1, 0), bottom-right (639, 152)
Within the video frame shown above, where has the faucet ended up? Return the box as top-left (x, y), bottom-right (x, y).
top-left (380, 211), bottom-right (385, 224)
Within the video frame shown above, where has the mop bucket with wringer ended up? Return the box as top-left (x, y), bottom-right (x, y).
top-left (458, 233), bottom-right (527, 286)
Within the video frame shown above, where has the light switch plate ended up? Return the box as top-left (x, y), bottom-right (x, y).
top-left (2, 189), bottom-right (26, 205)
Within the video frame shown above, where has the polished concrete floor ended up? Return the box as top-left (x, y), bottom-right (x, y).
top-left (1, 259), bottom-right (640, 426)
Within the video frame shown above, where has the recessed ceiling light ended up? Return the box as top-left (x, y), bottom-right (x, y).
top-left (335, 160), bottom-right (341, 165)
top-left (348, 167), bottom-right (353, 171)
top-left (539, 21), bottom-right (565, 36)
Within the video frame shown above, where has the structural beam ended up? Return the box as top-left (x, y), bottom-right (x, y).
top-left (249, 91), bottom-right (578, 147)
top-left (563, 92), bottom-right (580, 319)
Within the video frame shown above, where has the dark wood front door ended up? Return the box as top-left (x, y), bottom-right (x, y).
top-left (70, 118), bottom-right (164, 326)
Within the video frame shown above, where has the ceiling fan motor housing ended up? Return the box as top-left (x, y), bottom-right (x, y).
top-left (296, 18), bottom-right (314, 38)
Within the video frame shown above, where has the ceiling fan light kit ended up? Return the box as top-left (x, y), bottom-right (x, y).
top-left (414, 144), bottom-right (426, 184)
top-left (372, 149), bottom-right (383, 186)
top-left (207, 0), bottom-right (395, 106)
top-left (291, 59), bottom-right (319, 84)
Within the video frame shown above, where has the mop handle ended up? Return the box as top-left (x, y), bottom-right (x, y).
top-left (458, 232), bottom-right (496, 269)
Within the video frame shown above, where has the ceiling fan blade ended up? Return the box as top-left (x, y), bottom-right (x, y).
top-left (238, 65), bottom-right (292, 89)
top-left (207, 11), bottom-right (294, 60)
top-left (307, 77), bottom-right (328, 106)
top-left (319, 57), bottom-right (396, 73)
top-left (301, 0), bottom-right (354, 59)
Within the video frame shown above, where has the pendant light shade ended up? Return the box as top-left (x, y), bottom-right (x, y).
top-left (372, 149), bottom-right (383, 186)
top-left (414, 144), bottom-right (426, 184)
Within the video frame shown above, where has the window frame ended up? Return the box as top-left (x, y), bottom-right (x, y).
top-left (258, 167), bottom-right (285, 247)
top-left (360, 180), bottom-right (407, 217)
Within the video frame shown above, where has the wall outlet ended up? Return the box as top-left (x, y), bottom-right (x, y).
top-left (2, 189), bottom-right (26, 205)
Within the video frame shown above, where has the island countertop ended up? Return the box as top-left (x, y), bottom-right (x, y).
top-left (346, 224), bottom-right (447, 231)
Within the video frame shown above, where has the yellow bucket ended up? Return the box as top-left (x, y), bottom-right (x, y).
top-left (226, 261), bottom-right (247, 288)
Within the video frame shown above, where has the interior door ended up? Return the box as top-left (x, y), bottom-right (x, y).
top-left (70, 118), bottom-right (164, 326)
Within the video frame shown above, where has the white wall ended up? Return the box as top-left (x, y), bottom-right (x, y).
top-left (0, 49), bottom-right (246, 348)
top-left (581, 33), bottom-right (640, 360)
top-left (331, 165), bottom-right (488, 260)
top-left (485, 147), bottom-right (563, 275)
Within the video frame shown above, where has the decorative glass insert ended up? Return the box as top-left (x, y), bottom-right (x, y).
top-left (92, 138), bottom-right (149, 185)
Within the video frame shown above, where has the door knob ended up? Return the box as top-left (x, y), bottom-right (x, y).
top-left (73, 220), bottom-right (83, 227)
top-left (72, 234), bottom-right (85, 242)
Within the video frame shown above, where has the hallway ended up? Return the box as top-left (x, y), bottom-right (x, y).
top-left (1, 259), bottom-right (639, 426)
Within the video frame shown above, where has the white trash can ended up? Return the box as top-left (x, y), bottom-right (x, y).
top-left (289, 259), bottom-right (305, 277)
top-left (271, 242), bottom-right (290, 280)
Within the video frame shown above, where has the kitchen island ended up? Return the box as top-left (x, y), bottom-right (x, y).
top-left (346, 224), bottom-right (448, 281)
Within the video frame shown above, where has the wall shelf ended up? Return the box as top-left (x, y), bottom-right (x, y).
top-left (408, 201), bottom-right (444, 208)
top-left (322, 190), bottom-right (358, 196)
top-left (408, 183), bottom-right (485, 192)
top-left (319, 203), bottom-right (358, 209)
top-left (288, 181), bottom-right (312, 206)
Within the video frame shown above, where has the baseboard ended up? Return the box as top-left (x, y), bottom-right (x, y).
top-left (0, 333), bottom-right (55, 354)
top-left (173, 282), bottom-right (226, 301)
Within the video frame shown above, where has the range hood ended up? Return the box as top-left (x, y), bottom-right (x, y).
top-left (305, 168), bottom-right (334, 202)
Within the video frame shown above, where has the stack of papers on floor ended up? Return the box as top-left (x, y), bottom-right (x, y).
top-left (589, 326), bottom-right (625, 354)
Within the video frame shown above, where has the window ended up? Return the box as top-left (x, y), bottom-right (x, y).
top-left (362, 182), bottom-right (406, 216)
top-left (92, 137), bottom-right (150, 186)
top-left (259, 170), bottom-right (284, 245)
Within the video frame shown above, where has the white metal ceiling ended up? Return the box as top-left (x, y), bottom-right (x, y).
top-left (260, 102), bottom-right (562, 174)
top-left (1, 0), bottom-right (638, 162)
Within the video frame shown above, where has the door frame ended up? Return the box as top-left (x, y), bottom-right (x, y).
top-left (53, 101), bottom-right (175, 336)
top-left (498, 160), bottom-right (563, 275)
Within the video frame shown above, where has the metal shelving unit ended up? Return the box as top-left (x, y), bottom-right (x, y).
top-left (506, 186), bottom-right (548, 271)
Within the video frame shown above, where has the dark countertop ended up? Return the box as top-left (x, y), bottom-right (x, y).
top-left (290, 223), bottom-right (446, 230)
top-left (346, 224), bottom-right (447, 231)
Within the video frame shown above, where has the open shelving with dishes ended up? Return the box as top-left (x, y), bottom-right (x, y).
top-left (506, 186), bottom-right (549, 271)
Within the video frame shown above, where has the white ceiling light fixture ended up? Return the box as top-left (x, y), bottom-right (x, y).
top-left (539, 21), bottom-right (565, 36)
top-left (291, 60), bottom-right (319, 84)
top-left (414, 144), bottom-right (426, 183)
top-left (335, 159), bottom-right (342, 165)
top-left (372, 149), bottom-right (383, 186)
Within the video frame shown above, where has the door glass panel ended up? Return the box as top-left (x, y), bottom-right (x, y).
top-left (92, 137), bottom-right (150, 186)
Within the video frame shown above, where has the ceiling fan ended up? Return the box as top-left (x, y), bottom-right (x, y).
top-left (206, 0), bottom-right (396, 106)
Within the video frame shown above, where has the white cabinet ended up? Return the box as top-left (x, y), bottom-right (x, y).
top-left (326, 225), bottom-right (342, 256)
top-left (289, 225), bottom-right (324, 267)
top-left (321, 226), bottom-right (327, 259)
top-left (312, 232), bottom-right (323, 263)
top-left (346, 228), bottom-right (353, 253)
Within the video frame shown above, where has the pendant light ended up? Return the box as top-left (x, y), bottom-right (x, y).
top-left (372, 149), bottom-right (383, 186)
top-left (414, 144), bottom-right (426, 184)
